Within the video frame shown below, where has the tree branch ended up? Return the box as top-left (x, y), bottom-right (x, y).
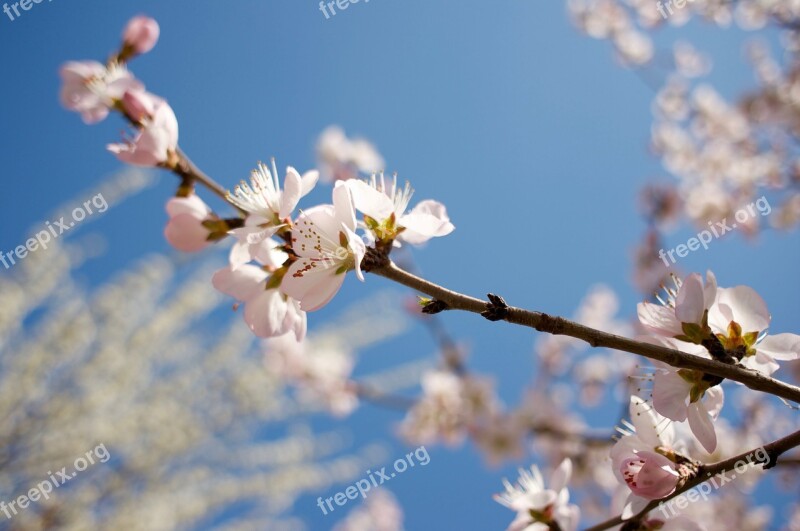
top-left (586, 428), bottom-right (800, 530)
top-left (367, 260), bottom-right (800, 405)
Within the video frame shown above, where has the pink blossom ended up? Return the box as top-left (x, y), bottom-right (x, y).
top-left (611, 396), bottom-right (681, 515)
top-left (164, 195), bottom-right (213, 252)
top-left (122, 16), bottom-right (160, 55)
top-left (619, 451), bottom-right (680, 499)
top-left (264, 334), bottom-right (358, 416)
top-left (60, 61), bottom-right (141, 124)
top-left (226, 160), bottom-right (318, 265)
top-left (316, 126), bottom-right (384, 182)
top-left (641, 337), bottom-right (725, 453)
top-left (120, 89), bottom-right (159, 122)
top-left (708, 285), bottom-right (800, 376)
top-left (637, 271), bottom-right (717, 339)
top-left (280, 182), bottom-right (365, 312)
top-left (107, 99), bottom-right (179, 167)
top-left (494, 458), bottom-right (580, 531)
top-left (347, 174), bottom-right (454, 245)
top-left (212, 240), bottom-right (306, 340)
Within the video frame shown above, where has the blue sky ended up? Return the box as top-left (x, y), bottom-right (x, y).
top-left (1, 0), bottom-right (798, 529)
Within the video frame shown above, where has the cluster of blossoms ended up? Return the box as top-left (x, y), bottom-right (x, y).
top-left (60, 14), bottom-right (800, 531)
top-left (569, 0), bottom-right (800, 66)
top-left (316, 125), bottom-right (385, 182)
top-left (494, 458), bottom-right (580, 531)
top-left (635, 271), bottom-right (800, 452)
top-left (58, 17), bottom-right (454, 345)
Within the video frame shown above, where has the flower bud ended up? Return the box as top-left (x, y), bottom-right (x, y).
top-left (123, 16), bottom-right (160, 55)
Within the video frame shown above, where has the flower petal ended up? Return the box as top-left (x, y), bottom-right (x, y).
top-left (637, 302), bottom-right (682, 337)
top-left (717, 286), bottom-right (770, 333)
top-left (757, 333), bottom-right (800, 361)
top-left (399, 200), bottom-right (455, 245)
top-left (687, 401), bottom-right (717, 453)
top-left (653, 370), bottom-right (691, 422)
top-left (675, 273), bottom-right (705, 324)
top-left (211, 265), bottom-right (266, 301)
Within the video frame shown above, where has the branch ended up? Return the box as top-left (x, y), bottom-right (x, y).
top-left (366, 260), bottom-right (800, 405)
top-left (172, 147), bottom-right (245, 213)
top-left (114, 103), bottom-right (245, 215)
top-left (586, 428), bottom-right (800, 530)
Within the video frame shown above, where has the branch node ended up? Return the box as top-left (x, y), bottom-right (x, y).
top-left (482, 293), bottom-right (510, 322)
top-left (421, 299), bottom-right (449, 315)
top-left (361, 247), bottom-right (390, 273)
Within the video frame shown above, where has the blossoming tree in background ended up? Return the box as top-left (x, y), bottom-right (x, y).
top-left (57, 10), bottom-right (800, 530)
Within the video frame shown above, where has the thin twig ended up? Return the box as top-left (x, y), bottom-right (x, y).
top-left (585, 428), bottom-right (800, 530)
top-left (367, 260), bottom-right (800, 405)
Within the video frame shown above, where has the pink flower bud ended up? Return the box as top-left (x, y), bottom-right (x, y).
top-left (164, 195), bottom-right (213, 252)
top-left (121, 90), bottom-right (158, 122)
top-left (620, 451), bottom-right (679, 500)
top-left (123, 16), bottom-right (160, 55)
top-left (107, 99), bottom-right (179, 167)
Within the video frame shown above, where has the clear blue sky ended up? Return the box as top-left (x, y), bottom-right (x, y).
top-left (1, 1), bottom-right (797, 529)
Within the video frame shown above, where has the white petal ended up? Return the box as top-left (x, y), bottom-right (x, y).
top-left (757, 333), bottom-right (800, 361)
top-left (637, 303), bottom-right (682, 337)
top-left (166, 195), bottom-right (210, 218)
top-left (703, 270), bottom-right (717, 308)
top-left (549, 458), bottom-right (572, 493)
top-left (652, 371), bottom-right (691, 422)
top-left (675, 273), bottom-right (705, 324)
top-left (717, 286), bottom-right (770, 332)
top-left (244, 289), bottom-right (289, 338)
top-left (281, 258), bottom-right (346, 312)
top-left (278, 167), bottom-right (303, 219)
top-left (399, 200), bottom-right (455, 245)
top-left (333, 180), bottom-right (357, 230)
top-left (703, 386), bottom-right (724, 420)
top-left (346, 179), bottom-right (394, 220)
top-left (211, 265), bottom-right (266, 301)
top-left (300, 170), bottom-right (320, 196)
top-left (687, 401), bottom-right (717, 453)
top-left (228, 240), bottom-right (254, 269)
top-left (629, 395), bottom-right (665, 447)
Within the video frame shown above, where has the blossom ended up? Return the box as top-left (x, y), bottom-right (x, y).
top-left (637, 271), bottom-right (717, 341)
top-left (494, 458), bottom-right (580, 531)
top-left (264, 334), bottom-right (357, 416)
top-left (472, 414), bottom-right (525, 466)
top-left (122, 16), bottom-right (160, 56)
top-left (280, 182), bottom-right (365, 312)
top-left (60, 61), bottom-right (141, 123)
top-left (107, 98), bottom-right (179, 167)
top-left (316, 126), bottom-right (384, 182)
top-left (228, 160), bottom-right (319, 225)
top-left (347, 174), bottom-right (454, 245)
top-left (164, 195), bottom-right (214, 252)
top-left (120, 89), bottom-right (160, 122)
top-left (640, 271), bottom-right (800, 377)
top-left (212, 240), bottom-right (306, 340)
top-left (611, 396), bottom-right (681, 517)
top-left (400, 370), bottom-right (497, 446)
top-left (226, 160), bottom-right (318, 264)
top-left (642, 337), bottom-right (725, 453)
top-left (707, 285), bottom-right (800, 376)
